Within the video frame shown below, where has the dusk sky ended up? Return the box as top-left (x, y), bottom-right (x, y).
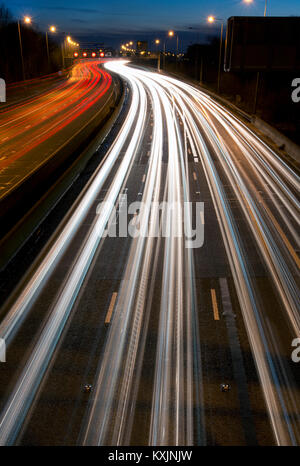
top-left (8, 0), bottom-right (300, 49)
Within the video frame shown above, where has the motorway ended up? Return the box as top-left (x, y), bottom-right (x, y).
top-left (0, 60), bottom-right (299, 446)
top-left (0, 61), bottom-right (112, 202)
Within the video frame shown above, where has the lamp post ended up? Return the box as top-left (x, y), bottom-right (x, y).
top-left (155, 39), bottom-right (161, 71)
top-left (207, 16), bottom-right (224, 94)
top-left (60, 34), bottom-right (68, 69)
top-left (243, 0), bottom-right (267, 112)
top-left (61, 35), bottom-right (79, 69)
top-left (46, 26), bottom-right (56, 69)
top-left (165, 30), bottom-right (179, 70)
top-left (168, 30), bottom-right (179, 53)
top-left (243, 0), bottom-right (268, 16)
top-left (61, 41), bottom-right (65, 69)
top-left (17, 16), bottom-right (31, 81)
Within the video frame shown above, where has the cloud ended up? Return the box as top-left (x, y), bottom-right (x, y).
top-left (42, 6), bottom-right (99, 14)
top-left (71, 18), bottom-right (89, 24)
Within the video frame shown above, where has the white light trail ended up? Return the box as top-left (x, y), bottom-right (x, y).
top-left (0, 60), bottom-right (298, 446)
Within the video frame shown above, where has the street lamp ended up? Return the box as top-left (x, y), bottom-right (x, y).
top-left (61, 35), bottom-right (79, 69)
top-left (155, 39), bottom-right (160, 56)
top-left (243, 0), bottom-right (268, 16)
top-left (243, 0), bottom-right (267, 113)
top-left (155, 39), bottom-right (161, 71)
top-left (17, 16), bottom-right (32, 81)
top-left (46, 26), bottom-right (56, 69)
top-left (66, 36), bottom-right (79, 47)
top-left (207, 15), bottom-right (224, 94)
top-left (166, 30), bottom-right (179, 69)
top-left (168, 30), bottom-right (179, 54)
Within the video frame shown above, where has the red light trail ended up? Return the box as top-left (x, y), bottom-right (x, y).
top-left (0, 61), bottom-right (112, 174)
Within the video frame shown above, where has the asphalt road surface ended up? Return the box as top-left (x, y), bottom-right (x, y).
top-left (0, 60), bottom-right (299, 446)
top-left (0, 61), bottom-right (112, 202)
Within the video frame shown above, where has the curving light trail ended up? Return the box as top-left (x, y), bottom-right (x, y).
top-left (0, 60), bottom-right (299, 446)
top-left (0, 61), bottom-right (112, 182)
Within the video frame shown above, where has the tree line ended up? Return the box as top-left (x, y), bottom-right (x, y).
top-left (0, 3), bottom-right (62, 83)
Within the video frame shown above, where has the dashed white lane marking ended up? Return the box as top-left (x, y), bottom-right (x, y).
top-left (200, 210), bottom-right (205, 224)
top-left (210, 289), bottom-right (220, 321)
top-left (105, 292), bottom-right (117, 325)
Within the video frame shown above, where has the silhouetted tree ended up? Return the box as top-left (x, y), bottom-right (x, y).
top-left (0, 2), bottom-right (12, 26)
top-left (0, 3), bottom-right (62, 83)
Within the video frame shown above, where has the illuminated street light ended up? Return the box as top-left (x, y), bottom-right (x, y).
top-left (243, 0), bottom-right (268, 16)
top-left (165, 30), bottom-right (179, 70)
top-left (46, 26), bottom-right (57, 69)
top-left (66, 36), bottom-right (79, 46)
top-left (61, 34), bottom-right (79, 69)
top-left (207, 15), bottom-right (224, 93)
top-left (168, 30), bottom-right (178, 52)
top-left (17, 16), bottom-right (32, 81)
top-left (154, 39), bottom-right (161, 70)
top-left (167, 30), bottom-right (178, 51)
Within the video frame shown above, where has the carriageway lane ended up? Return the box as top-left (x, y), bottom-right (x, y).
top-left (0, 61), bottom-right (298, 445)
top-left (0, 60), bottom-right (112, 203)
